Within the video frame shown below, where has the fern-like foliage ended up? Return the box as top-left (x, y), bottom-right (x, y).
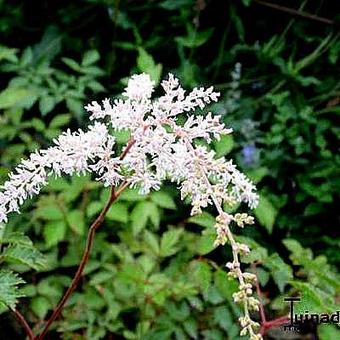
top-left (0, 232), bottom-right (46, 270)
top-left (0, 232), bottom-right (46, 310)
top-left (0, 270), bottom-right (25, 310)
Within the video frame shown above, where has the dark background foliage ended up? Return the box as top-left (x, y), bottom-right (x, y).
top-left (0, 1), bottom-right (339, 339)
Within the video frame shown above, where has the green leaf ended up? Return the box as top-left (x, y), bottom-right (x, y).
top-left (214, 270), bottom-right (238, 300)
top-left (36, 205), bottom-right (64, 221)
top-left (289, 281), bottom-right (333, 314)
top-left (318, 325), bottom-right (340, 340)
top-left (131, 201), bottom-right (150, 235)
top-left (67, 210), bottom-right (85, 235)
top-left (213, 134), bottom-right (234, 157)
top-left (106, 202), bottom-right (129, 223)
top-left (32, 25), bottom-right (61, 61)
top-left (39, 96), bottom-right (55, 115)
top-left (160, 0), bottom-right (194, 10)
top-left (149, 203), bottom-right (161, 229)
top-left (188, 212), bottom-right (215, 228)
top-left (66, 97), bottom-right (83, 118)
top-left (0, 45), bottom-right (18, 62)
top-left (264, 253), bottom-right (293, 292)
top-left (118, 188), bottom-right (143, 201)
top-left (43, 220), bottom-right (66, 248)
top-left (137, 48), bottom-right (162, 83)
top-left (151, 191), bottom-right (176, 210)
top-left (49, 114), bottom-right (71, 128)
top-left (87, 80), bottom-right (105, 92)
top-left (82, 50), bottom-right (100, 66)
top-left (191, 261), bottom-right (212, 294)
top-left (254, 195), bottom-right (277, 233)
top-left (2, 244), bottom-right (46, 270)
top-left (183, 318), bottom-right (198, 338)
top-left (213, 306), bottom-right (234, 332)
top-left (86, 201), bottom-right (103, 218)
top-left (31, 296), bottom-right (50, 319)
top-left (160, 229), bottom-right (183, 257)
top-left (143, 230), bottom-right (159, 255)
top-left (62, 57), bottom-right (82, 72)
top-left (131, 201), bottom-right (160, 235)
top-left (283, 239), bottom-right (313, 266)
top-left (175, 28), bottom-right (213, 48)
top-left (0, 87), bottom-right (35, 109)
top-left (1, 232), bottom-right (33, 246)
top-left (20, 47), bottom-right (33, 66)
top-left (0, 270), bottom-right (25, 309)
top-left (246, 167), bottom-right (269, 184)
top-left (196, 230), bottom-right (216, 255)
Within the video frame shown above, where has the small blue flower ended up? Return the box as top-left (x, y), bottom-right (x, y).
top-left (242, 144), bottom-right (256, 165)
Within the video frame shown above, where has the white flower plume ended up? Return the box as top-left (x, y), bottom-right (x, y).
top-left (0, 72), bottom-right (261, 339)
top-left (1, 72), bottom-right (258, 225)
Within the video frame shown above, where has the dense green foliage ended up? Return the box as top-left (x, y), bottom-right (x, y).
top-left (0, 0), bottom-right (339, 339)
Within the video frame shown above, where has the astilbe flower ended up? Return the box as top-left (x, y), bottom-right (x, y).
top-left (0, 73), bottom-right (261, 339)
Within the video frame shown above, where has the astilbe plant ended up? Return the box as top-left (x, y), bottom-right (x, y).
top-left (0, 73), bottom-right (262, 339)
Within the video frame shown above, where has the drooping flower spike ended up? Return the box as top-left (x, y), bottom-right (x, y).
top-left (0, 73), bottom-right (261, 339)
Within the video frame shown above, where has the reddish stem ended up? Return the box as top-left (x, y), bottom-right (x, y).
top-left (35, 134), bottom-right (140, 339)
top-left (13, 309), bottom-right (34, 340)
top-left (36, 183), bottom-right (128, 339)
top-left (254, 270), bottom-right (267, 324)
top-left (252, 263), bottom-right (289, 335)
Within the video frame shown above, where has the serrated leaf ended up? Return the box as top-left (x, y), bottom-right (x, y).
top-left (86, 201), bottom-right (103, 218)
top-left (183, 318), bottom-right (198, 338)
top-left (87, 80), bottom-right (105, 92)
top-left (106, 202), bottom-right (128, 223)
top-left (62, 57), bottom-right (82, 72)
top-left (192, 261), bottom-right (212, 294)
top-left (175, 28), bottom-right (213, 48)
top-left (131, 201), bottom-right (150, 235)
top-left (31, 296), bottom-right (50, 319)
top-left (0, 270), bottom-right (25, 309)
top-left (289, 281), bottom-right (334, 314)
top-left (131, 201), bottom-right (160, 235)
top-left (188, 212), bottom-right (215, 228)
top-left (66, 97), bottom-right (83, 118)
top-left (137, 48), bottom-right (162, 83)
top-left (0, 87), bottom-right (34, 109)
top-left (39, 96), bottom-right (55, 115)
top-left (254, 195), bottom-right (277, 233)
top-left (196, 230), bottom-right (216, 255)
top-left (1, 232), bottom-right (33, 246)
top-left (67, 210), bottom-right (85, 235)
top-left (264, 253), bottom-right (293, 292)
top-left (36, 205), bottom-right (63, 221)
top-left (0, 46), bottom-right (18, 62)
top-left (214, 270), bottom-right (238, 301)
top-left (144, 230), bottom-right (159, 255)
top-left (20, 47), bottom-right (33, 66)
top-left (43, 220), bottom-right (66, 248)
top-left (49, 114), bottom-right (71, 128)
top-left (2, 244), bottom-right (46, 270)
top-left (32, 25), bottom-right (61, 62)
top-left (160, 229), bottom-right (183, 257)
top-left (82, 50), bottom-right (100, 66)
top-left (283, 239), bottom-right (313, 265)
top-left (119, 189), bottom-right (143, 202)
top-left (213, 134), bottom-right (234, 157)
top-left (151, 191), bottom-right (176, 210)
top-left (318, 325), bottom-right (340, 340)
top-left (246, 167), bottom-right (269, 184)
top-left (147, 203), bottom-right (160, 228)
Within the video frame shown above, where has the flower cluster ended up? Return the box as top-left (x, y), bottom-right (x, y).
top-left (0, 73), bottom-right (260, 338)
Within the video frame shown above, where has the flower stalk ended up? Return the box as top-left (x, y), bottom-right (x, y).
top-left (1, 73), bottom-right (261, 339)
